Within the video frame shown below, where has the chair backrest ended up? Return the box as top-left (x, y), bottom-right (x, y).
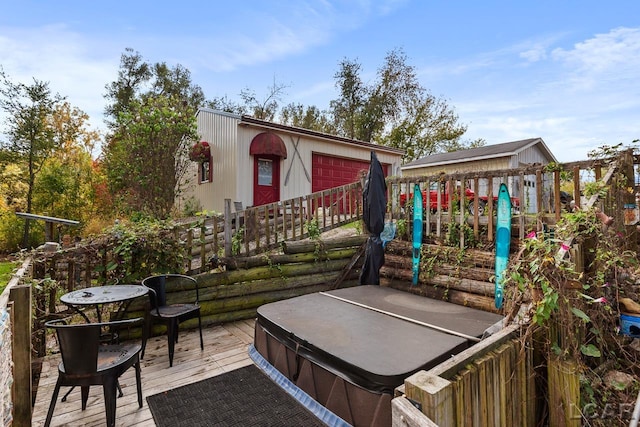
top-left (46, 318), bottom-right (144, 374)
top-left (46, 319), bottom-right (101, 374)
top-left (142, 274), bottom-right (199, 310)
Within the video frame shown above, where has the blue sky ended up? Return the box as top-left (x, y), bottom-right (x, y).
top-left (1, 0), bottom-right (639, 162)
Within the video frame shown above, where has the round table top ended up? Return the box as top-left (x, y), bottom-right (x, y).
top-left (60, 285), bottom-right (148, 305)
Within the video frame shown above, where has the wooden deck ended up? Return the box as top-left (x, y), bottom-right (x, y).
top-left (31, 319), bottom-right (256, 427)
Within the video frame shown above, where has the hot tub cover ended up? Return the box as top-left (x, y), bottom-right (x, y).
top-left (256, 286), bottom-right (503, 393)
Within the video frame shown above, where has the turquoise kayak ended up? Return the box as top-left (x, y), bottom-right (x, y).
top-left (412, 184), bottom-right (423, 285)
top-left (494, 183), bottom-right (512, 309)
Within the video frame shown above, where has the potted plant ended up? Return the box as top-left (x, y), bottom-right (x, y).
top-left (189, 141), bottom-right (210, 162)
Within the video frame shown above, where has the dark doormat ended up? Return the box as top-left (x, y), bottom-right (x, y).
top-left (146, 364), bottom-right (326, 427)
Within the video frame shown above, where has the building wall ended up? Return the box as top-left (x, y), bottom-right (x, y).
top-left (184, 109), bottom-right (403, 213)
top-left (236, 126), bottom-right (402, 207)
top-left (180, 110), bottom-right (240, 214)
top-left (402, 157), bottom-right (511, 178)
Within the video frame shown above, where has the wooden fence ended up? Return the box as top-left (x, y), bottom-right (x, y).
top-left (393, 323), bottom-right (536, 427)
top-left (386, 156), bottom-right (625, 249)
top-left (1, 259), bottom-right (33, 427)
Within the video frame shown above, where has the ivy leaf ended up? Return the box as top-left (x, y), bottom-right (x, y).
top-left (571, 307), bottom-right (591, 323)
top-left (580, 344), bottom-right (601, 358)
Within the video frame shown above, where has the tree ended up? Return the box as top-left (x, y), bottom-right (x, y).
top-left (104, 94), bottom-right (198, 218)
top-left (103, 49), bottom-right (202, 219)
top-left (330, 58), bottom-right (366, 140)
top-left (208, 78), bottom-right (288, 121)
top-left (204, 95), bottom-right (247, 115)
top-left (0, 68), bottom-right (65, 246)
top-left (279, 103), bottom-right (336, 134)
top-left (33, 102), bottom-right (99, 227)
top-left (103, 48), bottom-right (151, 130)
top-left (380, 92), bottom-right (468, 162)
top-left (328, 48), bottom-right (474, 163)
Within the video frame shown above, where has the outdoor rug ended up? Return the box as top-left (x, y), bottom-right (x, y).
top-left (146, 364), bottom-right (326, 427)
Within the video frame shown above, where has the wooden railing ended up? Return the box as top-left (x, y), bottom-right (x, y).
top-left (394, 323), bottom-right (536, 427)
top-left (27, 155), bottom-right (629, 299)
top-left (1, 259), bottom-right (33, 427)
top-left (387, 157), bottom-right (623, 249)
top-left (182, 180), bottom-right (363, 265)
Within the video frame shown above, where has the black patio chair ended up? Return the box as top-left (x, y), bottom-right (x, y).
top-left (141, 274), bottom-right (204, 367)
top-left (44, 317), bottom-right (144, 427)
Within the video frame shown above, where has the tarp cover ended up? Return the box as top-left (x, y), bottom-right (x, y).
top-left (256, 286), bottom-right (503, 393)
top-left (359, 151), bottom-right (387, 286)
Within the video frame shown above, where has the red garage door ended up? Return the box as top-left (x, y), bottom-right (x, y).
top-left (312, 153), bottom-right (388, 192)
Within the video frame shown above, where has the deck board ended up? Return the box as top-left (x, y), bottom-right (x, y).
top-left (31, 319), bottom-right (256, 427)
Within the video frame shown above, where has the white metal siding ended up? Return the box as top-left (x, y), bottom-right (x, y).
top-left (189, 111), bottom-right (240, 213)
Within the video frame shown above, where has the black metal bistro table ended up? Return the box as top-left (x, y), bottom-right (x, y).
top-left (60, 285), bottom-right (149, 323)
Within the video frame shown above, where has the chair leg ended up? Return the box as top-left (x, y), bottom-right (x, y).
top-left (135, 360), bottom-right (143, 408)
top-left (198, 315), bottom-right (204, 350)
top-left (44, 380), bottom-right (62, 427)
top-left (61, 385), bottom-right (75, 402)
top-left (60, 382), bottom-right (121, 401)
top-left (167, 320), bottom-right (177, 367)
top-left (81, 386), bottom-right (90, 410)
top-left (103, 376), bottom-right (118, 427)
top-left (141, 315), bottom-right (150, 360)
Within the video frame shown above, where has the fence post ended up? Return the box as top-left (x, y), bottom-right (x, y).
top-left (9, 284), bottom-right (32, 427)
top-left (224, 199), bottom-right (232, 257)
top-left (622, 149), bottom-right (638, 252)
top-left (404, 371), bottom-right (454, 427)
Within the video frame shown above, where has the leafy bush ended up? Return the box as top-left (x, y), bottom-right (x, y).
top-left (95, 218), bottom-right (188, 283)
top-left (504, 206), bottom-right (640, 425)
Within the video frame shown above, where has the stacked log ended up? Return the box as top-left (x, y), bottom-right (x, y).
top-left (123, 233), bottom-right (500, 338)
top-left (125, 235), bottom-right (366, 333)
top-left (381, 239), bottom-right (499, 314)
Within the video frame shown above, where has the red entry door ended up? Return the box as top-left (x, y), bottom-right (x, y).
top-left (253, 155), bottom-right (280, 207)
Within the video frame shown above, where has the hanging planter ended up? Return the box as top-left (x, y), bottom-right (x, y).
top-left (189, 141), bottom-right (210, 162)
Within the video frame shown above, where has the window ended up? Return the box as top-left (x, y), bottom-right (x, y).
top-left (257, 158), bottom-right (273, 186)
top-left (199, 159), bottom-right (212, 183)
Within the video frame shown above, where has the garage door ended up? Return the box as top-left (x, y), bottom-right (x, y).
top-left (312, 153), bottom-right (388, 192)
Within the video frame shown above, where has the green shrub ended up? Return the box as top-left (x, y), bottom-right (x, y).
top-left (95, 218), bottom-right (188, 283)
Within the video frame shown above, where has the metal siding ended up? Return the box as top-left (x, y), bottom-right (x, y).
top-left (191, 111), bottom-right (239, 213)
top-left (402, 157), bottom-right (510, 177)
top-left (518, 146), bottom-right (549, 165)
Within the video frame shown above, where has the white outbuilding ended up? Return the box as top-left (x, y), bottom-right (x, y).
top-left (180, 109), bottom-right (404, 214)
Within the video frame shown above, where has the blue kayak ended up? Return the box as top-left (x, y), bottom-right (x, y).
top-left (494, 183), bottom-right (512, 309)
top-left (412, 184), bottom-right (423, 285)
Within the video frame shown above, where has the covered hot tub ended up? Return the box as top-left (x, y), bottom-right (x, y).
top-left (253, 285), bottom-right (503, 426)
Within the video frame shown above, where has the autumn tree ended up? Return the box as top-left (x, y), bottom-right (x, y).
top-left (0, 69), bottom-right (65, 246)
top-left (33, 102), bottom-right (99, 225)
top-left (103, 49), bottom-right (202, 219)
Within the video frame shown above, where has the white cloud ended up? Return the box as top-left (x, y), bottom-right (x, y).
top-left (551, 27), bottom-right (640, 91)
top-left (519, 45), bottom-right (548, 63)
top-left (0, 25), bottom-right (117, 133)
